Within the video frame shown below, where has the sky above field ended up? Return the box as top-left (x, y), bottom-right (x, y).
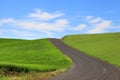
top-left (0, 0), bottom-right (120, 39)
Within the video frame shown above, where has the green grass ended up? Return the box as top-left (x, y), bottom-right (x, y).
top-left (0, 71), bottom-right (62, 80)
top-left (0, 38), bottom-right (72, 73)
top-left (63, 32), bottom-right (120, 66)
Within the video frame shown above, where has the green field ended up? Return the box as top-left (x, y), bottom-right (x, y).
top-left (0, 38), bottom-right (71, 73)
top-left (63, 32), bottom-right (120, 66)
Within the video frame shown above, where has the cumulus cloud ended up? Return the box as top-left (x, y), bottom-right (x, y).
top-left (82, 16), bottom-right (115, 33)
top-left (0, 9), bottom-right (69, 38)
top-left (86, 16), bottom-right (102, 24)
top-left (87, 20), bottom-right (112, 33)
top-left (90, 17), bottom-right (102, 24)
top-left (15, 19), bottom-right (68, 32)
top-left (28, 9), bottom-right (64, 21)
top-left (86, 16), bottom-right (94, 20)
top-left (71, 24), bottom-right (87, 31)
top-left (70, 16), bottom-right (112, 33)
top-left (12, 30), bottom-right (39, 37)
top-left (0, 8), bottom-right (119, 39)
top-left (0, 18), bottom-right (15, 24)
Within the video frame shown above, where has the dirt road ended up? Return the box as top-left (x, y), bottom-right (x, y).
top-left (49, 39), bottom-right (120, 80)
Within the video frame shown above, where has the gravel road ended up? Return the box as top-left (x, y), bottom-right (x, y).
top-left (49, 39), bottom-right (120, 80)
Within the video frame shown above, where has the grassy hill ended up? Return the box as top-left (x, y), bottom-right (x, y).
top-left (0, 38), bottom-right (71, 73)
top-left (63, 32), bottom-right (120, 66)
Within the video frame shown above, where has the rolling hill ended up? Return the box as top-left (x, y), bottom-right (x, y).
top-left (0, 38), bottom-right (71, 73)
top-left (63, 32), bottom-right (120, 66)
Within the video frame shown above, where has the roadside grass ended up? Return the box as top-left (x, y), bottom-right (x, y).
top-left (0, 71), bottom-right (62, 80)
top-left (0, 38), bottom-right (72, 73)
top-left (63, 32), bottom-right (120, 66)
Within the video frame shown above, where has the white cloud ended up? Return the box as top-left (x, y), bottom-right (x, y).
top-left (71, 24), bottom-right (87, 31)
top-left (28, 9), bottom-right (64, 21)
top-left (12, 30), bottom-right (39, 37)
top-left (86, 16), bottom-right (102, 24)
top-left (90, 17), bottom-right (102, 23)
top-left (0, 9), bottom-right (69, 38)
top-left (0, 9), bottom-right (119, 39)
top-left (86, 16), bottom-right (94, 20)
top-left (84, 16), bottom-right (116, 33)
top-left (15, 19), bottom-right (68, 32)
top-left (109, 26), bottom-right (120, 29)
top-left (0, 18), bottom-right (15, 24)
top-left (87, 20), bottom-right (112, 33)
top-left (43, 31), bottom-right (54, 37)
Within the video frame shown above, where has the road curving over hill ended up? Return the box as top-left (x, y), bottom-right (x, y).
top-left (49, 39), bottom-right (120, 80)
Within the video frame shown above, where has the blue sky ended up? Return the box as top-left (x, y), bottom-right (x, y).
top-left (0, 0), bottom-right (120, 39)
